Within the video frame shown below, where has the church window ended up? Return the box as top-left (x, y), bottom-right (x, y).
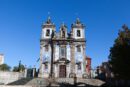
top-left (46, 29), bottom-right (50, 36)
top-left (45, 64), bottom-right (48, 70)
top-left (78, 64), bottom-right (81, 70)
top-left (62, 31), bottom-right (65, 38)
top-left (77, 30), bottom-right (81, 37)
top-left (45, 45), bottom-right (49, 51)
top-left (60, 47), bottom-right (66, 58)
top-left (77, 45), bottom-right (81, 52)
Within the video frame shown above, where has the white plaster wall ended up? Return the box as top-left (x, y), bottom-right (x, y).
top-left (66, 45), bottom-right (70, 61)
top-left (82, 29), bottom-right (85, 38)
top-left (55, 45), bottom-right (59, 61)
top-left (41, 29), bottom-right (44, 39)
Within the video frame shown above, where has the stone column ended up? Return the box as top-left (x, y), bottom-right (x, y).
top-left (33, 66), bottom-right (36, 78)
top-left (24, 68), bottom-right (27, 78)
top-left (70, 43), bottom-right (76, 77)
top-left (82, 44), bottom-right (87, 78)
top-left (52, 44), bottom-right (56, 78)
top-left (83, 44), bottom-right (86, 73)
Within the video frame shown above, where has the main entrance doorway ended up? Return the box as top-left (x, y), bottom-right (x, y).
top-left (59, 65), bottom-right (66, 78)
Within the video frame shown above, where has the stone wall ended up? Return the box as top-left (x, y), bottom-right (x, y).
top-left (0, 71), bottom-right (24, 85)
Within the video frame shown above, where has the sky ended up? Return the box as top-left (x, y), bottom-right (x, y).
top-left (0, 0), bottom-right (130, 69)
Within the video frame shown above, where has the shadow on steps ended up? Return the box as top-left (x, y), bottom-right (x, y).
top-left (7, 78), bottom-right (33, 85)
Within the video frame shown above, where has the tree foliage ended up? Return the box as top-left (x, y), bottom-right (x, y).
top-left (13, 63), bottom-right (25, 72)
top-left (0, 64), bottom-right (11, 71)
top-left (109, 24), bottom-right (130, 80)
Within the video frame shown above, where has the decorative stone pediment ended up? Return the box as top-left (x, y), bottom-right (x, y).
top-left (76, 61), bottom-right (81, 65)
top-left (42, 61), bottom-right (49, 64)
top-left (54, 58), bottom-right (70, 64)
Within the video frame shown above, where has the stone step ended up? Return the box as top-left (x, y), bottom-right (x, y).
top-left (7, 78), bottom-right (105, 87)
top-left (54, 78), bottom-right (105, 86)
top-left (55, 78), bottom-right (74, 84)
top-left (25, 78), bottom-right (49, 86)
top-left (7, 78), bottom-right (33, 85)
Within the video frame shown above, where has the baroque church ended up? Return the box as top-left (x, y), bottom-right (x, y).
top-left (38, 17), bottom-right (89, 78)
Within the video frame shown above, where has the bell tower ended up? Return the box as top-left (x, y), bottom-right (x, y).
top-left (71, 18), bottom-right (87, 78)
top-left (41, 17), bottom-right (55, 39)
top-left (71, 18), bottom-right (85, 39)
top-left (39, 17), bottom-right (55, 78)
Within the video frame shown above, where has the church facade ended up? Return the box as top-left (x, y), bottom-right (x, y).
top-left (38, 17), bottom-right (88, 78)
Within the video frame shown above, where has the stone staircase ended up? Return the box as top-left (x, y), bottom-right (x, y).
top-left (77, 78), bottom-right (105, 86)
top-left (55, 78), bottom-right (105, 86)
top-left (7, 78), bottom-right (33, 85)
top-left (55, 78), bottom-right (74, 84)
top-left (7, 78), bottom-right (105, 87)
top-left (7, 78), bottom-right (49, 86)
top-left (25, 78), bottom-right (49, 86)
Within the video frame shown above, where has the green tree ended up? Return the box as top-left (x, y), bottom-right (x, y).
top-left (0, 64), bottom-right (11, 71)
top-left (109, 24), bottom-right (130, 80)
top-left (13, 66), bottom-right (19, 72)
top-left (13, 61), bottom-right (25, 72)
top-left (13, 64), bottom-right (25, 72)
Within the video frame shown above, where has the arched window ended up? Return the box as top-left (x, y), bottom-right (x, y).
top-left (45, 64), bottom-right (48, 70)
top-left (62, 31), bottom-right (65, 38)
top-left (78, 64), bottom-right (81, 70)
top-left (45, 45), bottom-right (49, 52)
top-left (77, 45), bottom-right (81, 52)
top-left (60, 46), bottom-right (66, 58)
top-left (77, 30), bottom-right (81, 37)
top-left (46, 29), bottom-right (50, 36)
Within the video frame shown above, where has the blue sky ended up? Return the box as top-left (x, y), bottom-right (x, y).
top-left (0, 0), bottom-right (130, 69)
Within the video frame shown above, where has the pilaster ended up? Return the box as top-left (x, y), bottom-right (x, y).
top-left (70, 44), bottom-right (75, 74)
